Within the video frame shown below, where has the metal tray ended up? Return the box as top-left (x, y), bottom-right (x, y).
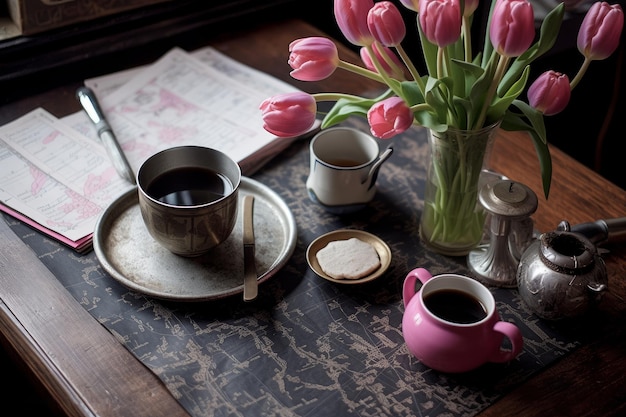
top-left (93, 177), bottom-right (296, 301)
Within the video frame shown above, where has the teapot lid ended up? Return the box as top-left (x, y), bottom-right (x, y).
top-left (539, 230), bottom-right (596, 273)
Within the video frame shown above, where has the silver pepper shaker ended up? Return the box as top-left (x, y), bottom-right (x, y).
top-left (468, 180), bottom-right (538, 287)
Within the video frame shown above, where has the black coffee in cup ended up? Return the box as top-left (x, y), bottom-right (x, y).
top-left (136, 146), bottom-right (241, 256)
top-left (424, 289), bottom-right (488, 324)
top-left (146, 166), bottom-right (233, 206)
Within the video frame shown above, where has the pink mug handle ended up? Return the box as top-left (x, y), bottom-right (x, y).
top-left (403, 268), bottom-right (432, 308)
top-left (489, 321), bottom-right (524, 363)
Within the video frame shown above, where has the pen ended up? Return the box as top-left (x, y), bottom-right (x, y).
top-left (76, 86), bottom-right (136, 185)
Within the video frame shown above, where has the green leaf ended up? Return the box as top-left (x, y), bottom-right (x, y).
top-left (510, 99), bottom-right (547, 143)
top-left (423, 77), bottom-right (451, 122)
top-left (400, 80), bottom-right (426, 106)
top-left (452, 96), bottom-right (471, 128)
top-left (466, 52), bottom-right (498, 127)
top-left (448, 59), bottom-right (485, 126)
top-left (414, 111), bottom-right (448, 132)
top-left (488, 66), bottom-right (530, 121)
top-left (399, 79), bottom-right (448, 131)
top-left (500, 111), bottom-right (531, 131)
top-left (417, 16), bottom-right (439, 77)
top-left (451, 58), bottom-right (484, 91)
top-left (385, 77), bottom-right (405, 95)
top-left (528, 129), bottom-right (552, 199)
top-left (480, 0), bottom-right (498, 68)
top-left (448, 38), bottom-right (466, 96)
top-left (501, 109), bottom-right (552, 198)
top-left (321, 98), bottom-right (375, 129)
top-left (320, 89), bottom-right (397, 129)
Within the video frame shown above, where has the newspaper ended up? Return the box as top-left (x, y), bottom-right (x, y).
top-left (0, 46), bottom-right (311, 252)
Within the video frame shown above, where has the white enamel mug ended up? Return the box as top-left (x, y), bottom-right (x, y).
top-left (306, 127), bottom-right (392, 212)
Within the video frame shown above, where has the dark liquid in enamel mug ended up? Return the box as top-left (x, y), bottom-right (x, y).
top-left (424, 289), bottom-right (488, 324)
top-left (146, 166), bottom-right (233, 206)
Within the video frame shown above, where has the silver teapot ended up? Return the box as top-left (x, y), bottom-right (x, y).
top-left (516, 229), bottom-right (608, 320)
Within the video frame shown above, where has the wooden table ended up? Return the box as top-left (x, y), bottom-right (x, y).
top-left (1, 19), bottom-right (625, 417)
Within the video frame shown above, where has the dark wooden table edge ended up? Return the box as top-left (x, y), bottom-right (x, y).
top-left (0, 218), bottom-right (188, 417)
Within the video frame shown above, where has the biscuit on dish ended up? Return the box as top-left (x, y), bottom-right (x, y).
top-left (316, 237), bottom-right (380, 279)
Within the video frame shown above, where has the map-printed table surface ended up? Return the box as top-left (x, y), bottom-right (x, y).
top-left (7, 121), bottom-right (588, 417)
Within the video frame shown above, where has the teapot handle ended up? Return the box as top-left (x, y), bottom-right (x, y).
top-left (402, 268), bottom-right (432, 308)
top-left (489, 321), bottom-right (524, 363)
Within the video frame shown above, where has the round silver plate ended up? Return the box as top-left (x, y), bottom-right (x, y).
top-left (93, 177), bottom-right (296, 301)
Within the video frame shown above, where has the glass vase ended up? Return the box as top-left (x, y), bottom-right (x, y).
top-left (419, 123), bottom-right (499, 256)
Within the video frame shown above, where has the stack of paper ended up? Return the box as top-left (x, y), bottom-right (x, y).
top-left (0, 46), bottom-right (312, 252)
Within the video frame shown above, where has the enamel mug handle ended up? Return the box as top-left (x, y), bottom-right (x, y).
top-left (366, 145), bottom-right (393, 189)
top-left (489, 321), bottom-right (524, 363)
top-left (403, 268), bottom-right (432, 308)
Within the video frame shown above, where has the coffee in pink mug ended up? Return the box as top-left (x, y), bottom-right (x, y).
top-left (402, 268), bottom-right (523, 373)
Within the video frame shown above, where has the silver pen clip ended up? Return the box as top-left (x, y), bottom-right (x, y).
top-left (76, 86), bottom-right (136, 185)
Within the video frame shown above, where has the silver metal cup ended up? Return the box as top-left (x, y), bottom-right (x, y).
top-left (137, 146), bottom-right (241, 257)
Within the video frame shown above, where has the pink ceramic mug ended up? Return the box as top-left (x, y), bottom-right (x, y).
top-left (402, 268), bottom-right (523, 373)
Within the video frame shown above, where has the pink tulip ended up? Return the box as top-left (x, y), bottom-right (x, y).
top-left (334, 0), bottom-right (375, 46)
top-left (360, 43), bottom-right (405, 78)
top-left (489, 0), bottom-right (535, 57)
top-left (527, 70), bottom-right (571, 116)
top-left (419, 0), bottom-right (462, 48)
top-left (289, 37), bottom-right (340, 81)
top-left (399, 0), bottom-right (420, 12)
top-left (259, 92), bottom-right (317, 137)
top-left (577, 1), bottom-right (624, 61)
top-left (367, 97), bottom-right (414, 139)
top-left (367, 1), bottom-right (406, 47)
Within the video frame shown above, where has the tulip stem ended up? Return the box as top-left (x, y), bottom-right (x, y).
top-left (312, 93), bottom-right (369, 102)
top-left (378, 46), bottom-right (407, 81)
top-left (462, 16), bottom-right (472, 62)
top-left (395, 44), bottom-right (426, 93)
top-left (365, 44), bottom-right (405, 97)
top-left (474, 53), bottom-right (510, 129)
top-left (437, 47), bottom-right (445, 78)
top-left (570, 57), bottom-right (591, 91)
top-left (337, 60), bottom-right (386, 84)
top-left (410, 103), bottom-right (431, 113)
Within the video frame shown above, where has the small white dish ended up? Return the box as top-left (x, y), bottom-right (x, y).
top-left (306, 229), bottom-right (392, 284)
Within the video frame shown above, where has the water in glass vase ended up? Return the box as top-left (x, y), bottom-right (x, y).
top-left (419, 123), bottom-right (499, 256)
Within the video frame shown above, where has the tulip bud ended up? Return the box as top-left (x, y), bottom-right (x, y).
top-left (367, 1), bottom-right (406, 47)
top-left (260, 92), bottom-right (317, 137)
top-left (419, 0), bottom-right (462, 48)
top-left (489, 0), bottom-right (535, 57)
top-left (527, 70), bottom-right (571, 116)
top-left (577, 1), bottom-right (624, 61)
top-left (289, 37), bottom-right (340, 81)
top-left (367, 97), bottom-right (414, 139)
top-left (360, 44), bottom-right (405, 79)
top-left (334, 0), bottom-right (375, 46)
